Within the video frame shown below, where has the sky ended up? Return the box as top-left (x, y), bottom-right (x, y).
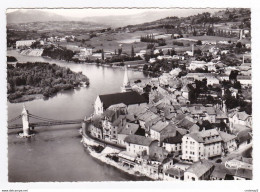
top-left (6, 8), bottom-right (224, 18)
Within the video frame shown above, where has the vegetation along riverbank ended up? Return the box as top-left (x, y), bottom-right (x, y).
top-left (7, 62), bottom-right (90, 103)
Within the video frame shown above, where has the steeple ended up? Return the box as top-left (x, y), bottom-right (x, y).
top-left (221, 88), bottom-right (227, 113)
top-left (123, 65), bottom-right (130, 87)
top-left (121, 65), bottom-right (132, 92)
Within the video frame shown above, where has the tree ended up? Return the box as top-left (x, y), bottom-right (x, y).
top-left (101, 49), bottom-right (104, 60)
top-left (144, 54), bottom-right (151, 62)
top-left (143, 64), bottom-right (148, 71)
top-left (118, 48), bottom-right (122, 55)
top-left (196, 40), bottom-right (202, 45)
top-left (131, 45), bottom-right (135, 58)
top-left (206, 27), bottom-right (215, 36)
top-left (236, 42), bottom-right (243, 49)
top-left (229, 70), bottom-right (238, 82)
top-left (193, 29), bottom-right (197, 36)
top-left (26, 75), bottom-right (34, 85)
top-left (170, 49), bottom-right (176, 56)
top-left (219, 121), bottom-right (230, 133)
top-left (199, 120), bottom-right (212, 131)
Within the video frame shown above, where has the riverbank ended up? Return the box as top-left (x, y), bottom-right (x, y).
top-left (9, 94), bottom-right (44, 103)
top-left (81, 132), bottom-right (152, 180)
top-left (7, 49), bottom-right (148, 182)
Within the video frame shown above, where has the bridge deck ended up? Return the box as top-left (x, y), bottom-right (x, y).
top-left (8, 120), bottom-right (83, 129)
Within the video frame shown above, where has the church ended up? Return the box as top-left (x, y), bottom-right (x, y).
top-left (94, 66), bottom-right (148, 115)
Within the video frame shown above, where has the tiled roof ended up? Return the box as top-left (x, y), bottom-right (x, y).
top-left (237, 111), bottom-right (251, 121)
top-left (138, 111), bottom-right (158, 122)
top-left (235, 168), bottom-right (252, 179)
top-left (188, 105), bottom-right (206, 115)
top-left (176, 118), bottom-right (195, 130)
top-left (160, 123), bottom-right (178, 134)
top-left (126, 114), bottom-right (136, 122)
top-left (145, 116), bottom-right (161, 128)
top-left (236, 129), bottom-right (252, 143)
top-left (189, 124), bottom-right (200, 133)
top-left (216, 109), bottom-right (228, 119)
top-left (218, 131), bottom-right (236, 142)
top-left (187, 129), bottom-right (222, 144)
top-left (111, 115), bottom-right (125, 126)
top-left (165, 168), bottom-right (184, 177)
top-left (176, 128), bottom-right (188, 135)
top-left (99, 91), bottom-right (147, 109)
top-left (124, 135), bottom-right (157, 146)
top-left (205, 107), bottom-right (216, 115)
top-left (232, 124), bottom-right (251, 134)
top-left (150, 121), bottom-right (168, 132)
top-left (186, 159), bottom-right (214, 178)
top-left (118, 122), bottom-right (139, 135)
top-left (237, 75), bottom-right (251, 80)
top-left (165, 113), bottom-right (176, 120)
top-left (211, 163), bottom-right (235, 179)
top-left (163, 131), bottom-right (183, 144)
top-left (103, 109), bottom-right (115, 118)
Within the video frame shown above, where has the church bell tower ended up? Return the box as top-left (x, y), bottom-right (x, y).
top-left (121, 65), bottom-right (132, 92)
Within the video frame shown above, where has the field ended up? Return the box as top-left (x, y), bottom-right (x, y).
top-left (57, 29), bottom-right (170, 55)
top-left (183, 35), bottom-right (238, 42)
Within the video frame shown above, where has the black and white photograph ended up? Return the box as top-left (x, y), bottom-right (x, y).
top-left (1, 1), bottom-right (260, 191)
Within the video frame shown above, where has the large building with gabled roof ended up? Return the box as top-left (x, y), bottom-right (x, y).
top-left (94, 91), bottom-right (148, 115)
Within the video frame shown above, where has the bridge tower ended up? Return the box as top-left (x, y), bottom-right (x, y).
top-left (21, 104), bottom-right (30, 136)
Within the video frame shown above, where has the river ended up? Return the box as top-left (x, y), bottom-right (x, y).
top-left (7, 50), bottom-right (149, 182)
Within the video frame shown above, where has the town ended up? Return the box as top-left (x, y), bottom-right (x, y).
top-left (7, 8), bottom-right (252, 181)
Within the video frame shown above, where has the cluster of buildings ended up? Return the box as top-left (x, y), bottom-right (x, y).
top-left (16, 40), bottom-right (36, 49)
top-left (85, 55), bottom-right (252, 180)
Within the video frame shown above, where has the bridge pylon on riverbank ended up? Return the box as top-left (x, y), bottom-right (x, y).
top-left (8, 106), bottom-right (84, 135)
top-left (21, 104), bottom-right (32, 137)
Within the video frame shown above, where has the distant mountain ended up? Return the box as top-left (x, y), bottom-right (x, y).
top-left (81, 9), bottom-right (223, 28)
top-left (6, 9), bottom-right (69, 24)
top-left (6, 8), bottom-right (224, 27)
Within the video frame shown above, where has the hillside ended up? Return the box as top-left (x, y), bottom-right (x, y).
top-left (81, 9), bottom-right (223, 28)
top-left (123, 8), bottom-right (251, 32)
top-left (7, 9), bottom-right (69, 24)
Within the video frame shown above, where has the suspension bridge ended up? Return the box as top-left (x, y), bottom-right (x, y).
top-left (8, 104), bottom-right (85, 136)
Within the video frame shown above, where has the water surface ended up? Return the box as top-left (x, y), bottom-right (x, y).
top-left (7, 50), bottom-right (148, 182)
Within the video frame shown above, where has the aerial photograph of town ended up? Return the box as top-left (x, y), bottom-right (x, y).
top-left (6, 8), bottom-right (252, 182)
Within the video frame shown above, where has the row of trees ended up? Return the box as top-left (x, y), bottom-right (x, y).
top-left (140, 35), bottom-right (166, 46)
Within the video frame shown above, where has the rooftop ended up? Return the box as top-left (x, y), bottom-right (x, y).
top-left (150, 121), bottom-right (169, 132)
top-left (235, 168), bottom-right (252, 179)
top-left (118, 122), bottom-right (139, 135)
top-left (187, 128), bottom-right (222, 144)
top-left (165, 168), bottom-right (184, 177)
top-left (218, 131), bottom-right (236, 142)
top-left (185, 159), bottom-right (214, 178)
top-left (237, 75), bottom-right (251, 80)
top-left (162, 131), bottom-right (183, 144)
top-left (99, 91), bottom-right (147, 110)
top-left (124, 135), bottom-right (157, 146)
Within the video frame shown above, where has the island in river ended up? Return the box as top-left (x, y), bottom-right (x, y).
top-left (7, 62), bottom-right (90, 103)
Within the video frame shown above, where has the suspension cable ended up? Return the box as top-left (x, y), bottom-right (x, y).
top-left (7, 115), bottom-right (22, 123)
top-left (28, 113), bottom-right (83, 122)
top-left (28, 113), bottom-right (62, 122)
